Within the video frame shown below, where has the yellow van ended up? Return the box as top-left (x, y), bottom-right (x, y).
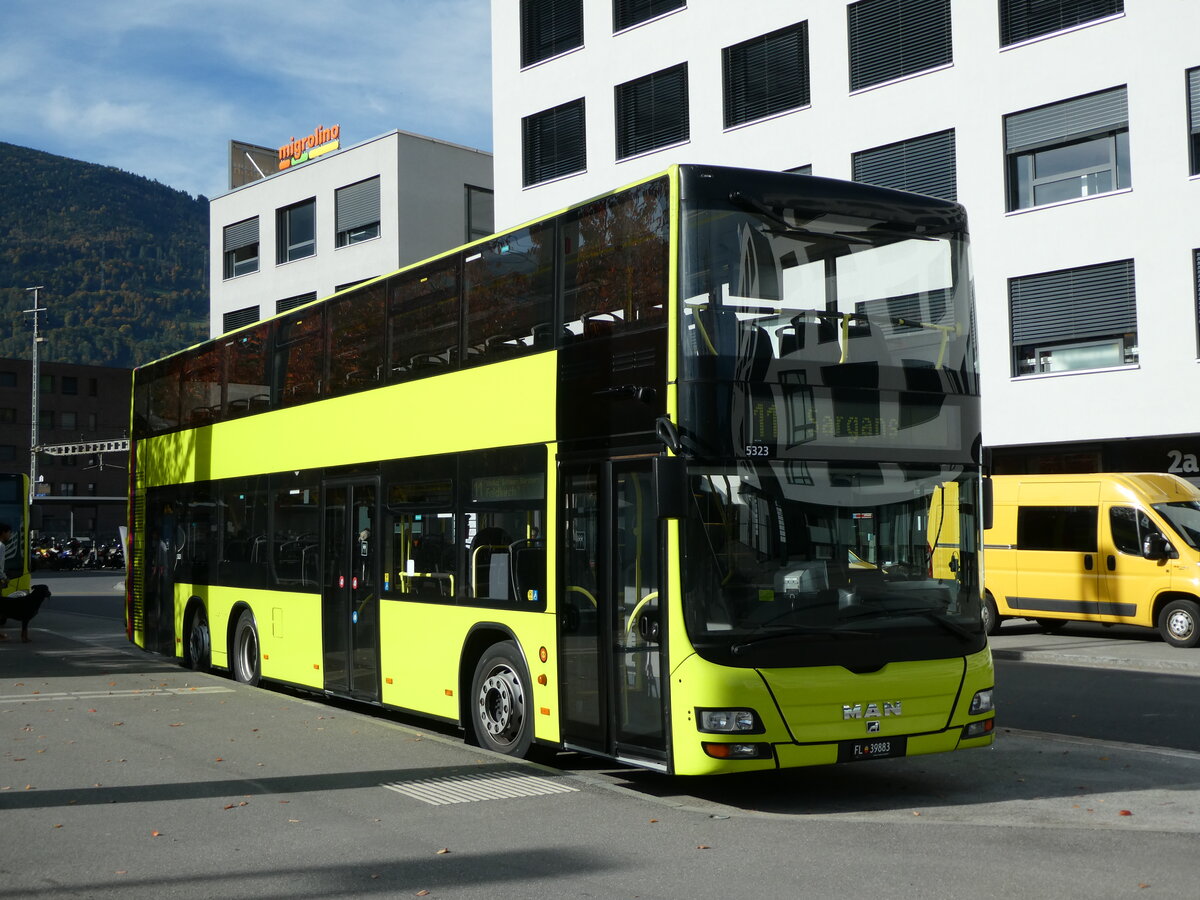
top-left (983, 473), bottom-right (1200, 648)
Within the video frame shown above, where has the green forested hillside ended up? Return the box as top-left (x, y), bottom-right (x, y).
top-left (0, 142), bottom-right (207, 368)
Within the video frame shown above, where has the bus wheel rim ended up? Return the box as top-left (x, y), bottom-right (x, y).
top-left (478, 668), bottom-right (522, 742)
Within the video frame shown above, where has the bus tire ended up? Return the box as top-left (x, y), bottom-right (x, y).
top-left (470, 641), bottom-right (533, 757)
top-left (1159, 598), bottom-right (1200, 649)
top-left (184, 604), bottom-right (211, 672)
top-left (232, 609), bottom-right (262, 686)
top-left (982, 592), bottom-right (1001, 636)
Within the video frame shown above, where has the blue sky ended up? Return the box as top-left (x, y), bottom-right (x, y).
top-left (0, 0), bottom-right (493, 200)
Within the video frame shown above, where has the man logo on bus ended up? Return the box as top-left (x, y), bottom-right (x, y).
top-left (843, 701), bottom-right (902, 720)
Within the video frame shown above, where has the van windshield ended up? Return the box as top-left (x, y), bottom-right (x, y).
top-left (1153, 501), bottom-right (1200, 549)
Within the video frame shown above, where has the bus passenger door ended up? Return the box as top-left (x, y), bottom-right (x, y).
top-left (322, 479), bottom-right (381, 700)
top-left (560, 459), bottom-right (668, 767)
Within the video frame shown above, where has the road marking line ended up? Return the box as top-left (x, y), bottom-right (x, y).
top-left (382, 770), bottom-right (580, 805)
top-left (0, 686), bottom-right (234, 704)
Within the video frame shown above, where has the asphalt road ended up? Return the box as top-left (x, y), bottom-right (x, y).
top-left (3, 572), bottom-right (1199, 898)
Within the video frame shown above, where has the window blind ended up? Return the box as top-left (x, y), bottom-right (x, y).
top-left (1010, 259), bottom-right (1136, 345)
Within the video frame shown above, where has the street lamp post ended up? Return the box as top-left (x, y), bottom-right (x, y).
top-left (24, 286), bottom-right (45, 507)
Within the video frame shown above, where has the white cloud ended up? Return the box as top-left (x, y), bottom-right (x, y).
top-left (0, 0), bottom-right (492, 198)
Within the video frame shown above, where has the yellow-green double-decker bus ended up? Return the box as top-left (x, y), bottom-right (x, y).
top-left (127, 164), bottom-right (993, 775)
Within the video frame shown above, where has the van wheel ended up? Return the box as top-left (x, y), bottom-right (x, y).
top-left (982, 592), bottom-right (1001, 635)
top-left (1035, 618), bottom-right (1067, 632)
top-left (1159, 598), bottom-right (1200, 648)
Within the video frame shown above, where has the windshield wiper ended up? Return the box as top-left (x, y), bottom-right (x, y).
top-left (730, 624), bottom-right (877, 655)
top-left (843, 607), bottom-right (976, 640)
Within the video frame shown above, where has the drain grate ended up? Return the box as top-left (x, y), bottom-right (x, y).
top-left (382, 770), bottom-right (580, 806)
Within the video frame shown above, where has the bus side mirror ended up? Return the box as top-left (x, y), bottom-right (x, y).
top-left (655, 455), bottom-right (686, 520)
top-left (982, 477), bottom-right (994, 532)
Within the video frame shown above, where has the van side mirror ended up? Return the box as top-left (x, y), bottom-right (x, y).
top-left (981, 477), bottom-right (994, 532)
top-left (1143, 533), bottom-right (1172, 560)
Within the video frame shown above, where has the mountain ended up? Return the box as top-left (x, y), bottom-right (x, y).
top-left (0, 142), bottom-right (208, 369)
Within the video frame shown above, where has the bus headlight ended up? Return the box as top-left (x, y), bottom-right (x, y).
top-left (697, 708), bottom-right (763, 733)
top-left (969, 688), bottom-right (994, 715)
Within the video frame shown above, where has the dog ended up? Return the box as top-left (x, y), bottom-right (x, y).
top-left (0, 584), bottom-right (51, 643)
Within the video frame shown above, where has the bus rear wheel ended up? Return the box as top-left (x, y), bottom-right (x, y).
top-left (1159, 598), bottom-right (1200, 649)
top-left (470, 641), bottom-right (533, 757)
top-left (232, 610), bottom-right (262, 685)
top-left (184, 605), bottom-right (211, 672)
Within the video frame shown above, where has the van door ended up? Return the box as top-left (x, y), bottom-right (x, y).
top-left (1013, 482), bottom-right (1101, 618)
top-left (1100, 505), bottom-right (1172, 623)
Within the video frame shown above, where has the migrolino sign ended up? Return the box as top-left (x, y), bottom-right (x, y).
top-left (279, 125), bottom-right (340, 170)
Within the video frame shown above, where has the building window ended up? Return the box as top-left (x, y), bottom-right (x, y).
top-left (466, 185), bottom-right (494, 241)
top-left (615, 63), bottom-right (689, 160)
top-left (613, 0), bottom-right (684, 32)
top-left (58, 483), bottom-right (77, 497)
top-left (0, 408), bottom-right (15, 424)
top-left (276, 293), bottom-right (317, 315)
top-left (223, 217), bottom-right (260, 278)
top-left (335, 177), bottom-right (381, 247)
top-left (39, 410), bottom-right (54, 429)
top-left (88, 378), bottom-right (98, 397)
top-left (0, 372), bottom-right (15, 388)
top-left (223, 305), bottom-right (260, 333)
top-left (520, 0), bottom-right (583, 67)
top-left (1010, 259), bottom-right (1136, 376)
top-left (1000, 0), bottom-right (1122, 47)
top-left (277, 198), bottom-right (316, 264)
top-left (785, 164), bottom-right (813, 175)
top-left (1194, 249), bottom-right (1200, 356)
top-left (87, 483), bottom-right (98, 496)
top-left (848, 0), bottom-right (952, 92)
top-left (87, 412), bottom-right (97, 429)
top-left (1005, 86), bottom-right (1129, 211)
top-left (1188, 68), bottom-right (1200, 177)
top-left (522, 98), bottom-right (587, 187)
top-left (61, 376), bottom-right (78, 395)
top-left (722, 21), bottom-right (809, 129)
top-left (852, 129), bottom-right (957, 200)
top-left (60, 411), bottom-right (77, 430)
top-left (0, 446), bottom-right (14, 462)
top-left (40, 374), bottom-right (54, 393)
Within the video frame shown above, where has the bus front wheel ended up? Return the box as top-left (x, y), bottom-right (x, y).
top-left (470, 641), bottom-right (533, 757)
top-left (232, 610), bottom-right (262, 685)
top-left (1159, 598), bottom-right (1200, 649)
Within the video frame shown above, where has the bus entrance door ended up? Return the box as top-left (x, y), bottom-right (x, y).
top-left (321, 479), bottom-right (381, 701)
top-left (561, 459), bottom-right (668, 768)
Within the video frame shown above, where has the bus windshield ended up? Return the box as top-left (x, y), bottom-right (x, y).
top-left (681, 462), bottom-right (985, 667)
top-left (678, 169), bottom-right (976, 462)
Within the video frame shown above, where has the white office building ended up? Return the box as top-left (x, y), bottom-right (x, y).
top-left (490, 0), bottom-right (1200, 476)
top-left (209, 129), bottom-right (493, 338)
